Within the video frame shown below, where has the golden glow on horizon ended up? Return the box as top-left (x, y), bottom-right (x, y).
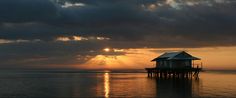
top-left (80, 49), bottom-right (156, 69)
top-left (78, 47), bottom-right (236, 70)
top-left (104, 73), bottom-right (110, 98)
top-left (83, 55), bottom-right (126, 69)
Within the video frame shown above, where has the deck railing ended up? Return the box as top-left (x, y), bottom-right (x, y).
top-left (148, 62), bottom-right (203, 69)
top-left (192, 62), bottom-right (203, 69)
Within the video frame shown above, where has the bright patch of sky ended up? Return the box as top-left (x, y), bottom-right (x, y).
top-left (61, 2), bottom-right (85, 8)
top-left (0, 39), bottom-right (40, 44)
top-left (56, 36), bottom-right (110, 42)
top-left (142, 0), bottom-right (235, 11)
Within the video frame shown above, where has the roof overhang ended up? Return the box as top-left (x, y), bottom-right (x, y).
top-left (151, 57), bottom-right (168, 62)
top-left (151, 51), bottom-right (201, 62)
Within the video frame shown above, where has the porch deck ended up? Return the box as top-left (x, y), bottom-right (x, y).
top-left (145, 67), bottom-right (203, 78)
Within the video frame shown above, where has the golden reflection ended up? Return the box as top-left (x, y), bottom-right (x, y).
top-left (104, 73), bottom-right (110, 98)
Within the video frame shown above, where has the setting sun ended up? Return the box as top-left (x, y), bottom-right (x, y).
top-left (104, 48), bottom-right (110, 52)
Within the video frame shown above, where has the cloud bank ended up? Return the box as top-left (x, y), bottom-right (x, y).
top-left (0, 0), bottom-right (236, 69)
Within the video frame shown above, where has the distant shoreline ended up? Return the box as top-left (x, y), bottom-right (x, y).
top-left (0, 69), bottom-right (235, 74)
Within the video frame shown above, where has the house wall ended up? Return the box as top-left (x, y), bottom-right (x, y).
top-left (171, 60), bottom-right (192, 68)
top-left (156, 60), bottom-right (192, 68)
top-left (156, 60), bottom-right (170, 68)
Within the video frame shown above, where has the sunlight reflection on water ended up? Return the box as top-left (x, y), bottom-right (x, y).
top-left (104, 73), bottom-right (110, 98)
top-left (0, 71), bottom-right (235, 97)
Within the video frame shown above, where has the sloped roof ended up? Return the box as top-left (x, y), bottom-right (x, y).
top-left (151, 51), bottom-right (200, 61)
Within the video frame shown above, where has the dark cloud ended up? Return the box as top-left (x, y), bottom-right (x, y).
top-left (0, 0), bottom-right (235, 48)
top-left (0, 0), bottom-right (58, 23)
top-left (0, 0), bottom-right (236, 68)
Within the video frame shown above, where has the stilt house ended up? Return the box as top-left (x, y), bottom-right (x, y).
top-left (151, 51), bottom-right (200, 69)
top-left (145, 51), bottom-right (203, 78)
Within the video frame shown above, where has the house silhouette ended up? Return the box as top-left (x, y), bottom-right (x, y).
top-left (146, 51), bottom-right (202, 78)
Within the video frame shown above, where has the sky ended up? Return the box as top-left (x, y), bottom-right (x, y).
top-left (0, 0), bottom-right (236, 70)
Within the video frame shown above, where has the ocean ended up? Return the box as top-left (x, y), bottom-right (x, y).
top-left (0, 70), bottom-right (235, 98)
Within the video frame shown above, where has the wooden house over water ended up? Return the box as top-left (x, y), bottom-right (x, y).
top-left (145, 51), bottom-right (202, 78)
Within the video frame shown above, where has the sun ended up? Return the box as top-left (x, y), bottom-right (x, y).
top-left (103, 48), bottom-right (110, 52)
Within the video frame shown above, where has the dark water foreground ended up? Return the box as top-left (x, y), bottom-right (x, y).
top-left (0, 71), bottom-right (236, 98)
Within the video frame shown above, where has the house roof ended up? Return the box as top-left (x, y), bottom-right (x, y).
top-left (151, 51), bottom-right (200, 61)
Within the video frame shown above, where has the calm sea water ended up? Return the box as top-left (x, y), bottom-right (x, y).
top-left (0, 70), bottom-right (236, 98)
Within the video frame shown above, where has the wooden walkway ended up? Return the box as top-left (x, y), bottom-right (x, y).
top-left (145, 67), bottom-right (202, 78)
